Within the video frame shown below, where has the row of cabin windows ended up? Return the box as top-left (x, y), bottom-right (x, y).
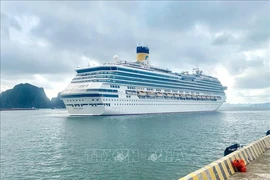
top-left (72, 75), bottom-right (221, 90)
top-left (102, 98), bottom-right (219, 102)
top-left (138, 97), bottom-right (219, 101)
top-left (74, 75), bottom-right (112, 80)
top-left (112, 99), bottom-right (218, 102)
top-left (67, 99), bottom-right (84, 102)
top-left (69, 98), bottom-right (217, 107)
top-left (75, 71), bottom-right (221, 88)
top-left (67, 103), bottom-right (110, 107)
top-left (77, 71), bottom-right (110, 76)
top-left (67, 99), bottom-right (100, 102)
top-left (116, 70), bottom-right (220, 86)
top-left (76, 66), bottom-right (178, 80)
top-left (67, 97), bottom-right (220, 103)
top-left (71, 79), bottom-right (223, 93)
top-left (110, 85), bottom-right (120, 88)
top-left (72, 79), bottom-right (221, 93)
top-left (75, 66), bottom-right (220, 88)
top-left (71, 75), bottom-right (222, 92)
top-left (112, 103), bottom-right (216, 106)
top-left (127, 88), bottom-right (197, 94)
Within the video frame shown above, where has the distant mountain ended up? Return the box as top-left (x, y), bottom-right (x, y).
top-left (221, 102), bottom-right (270, 108)
top-left (51, 93), bottom-right (65, 108)
top-left (0, 83), bottom-right (51, 108)
top-left (250, 102), bottom-right (270, 108)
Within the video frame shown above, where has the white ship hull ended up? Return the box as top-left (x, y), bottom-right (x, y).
top-left (64, 97), bottom-right (224, 116)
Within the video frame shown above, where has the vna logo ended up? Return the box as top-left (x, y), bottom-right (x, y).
top-left (145, 55), bottom-right (149, 60)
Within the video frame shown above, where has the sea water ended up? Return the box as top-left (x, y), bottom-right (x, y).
top-left (1, 107), bottom-right (269, 180)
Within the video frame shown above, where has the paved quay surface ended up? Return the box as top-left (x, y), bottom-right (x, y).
top-left (229, 150), bottom-right (270, 180)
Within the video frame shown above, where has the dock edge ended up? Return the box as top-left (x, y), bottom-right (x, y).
top-left (178, 135), bottom-right (270, 180)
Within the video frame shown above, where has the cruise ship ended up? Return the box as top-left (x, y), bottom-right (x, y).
top-left (60, 46), bottom-right (227, 115)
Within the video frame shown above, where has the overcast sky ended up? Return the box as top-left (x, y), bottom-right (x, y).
top-left (1, 1), bottom-right (269, 103)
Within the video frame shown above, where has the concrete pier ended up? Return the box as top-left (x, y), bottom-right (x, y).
top-left (178, 135), bottom-right (270, 180)
top-left (228, 150), bottom-right (270, 180)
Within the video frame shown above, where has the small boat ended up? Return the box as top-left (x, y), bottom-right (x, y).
top-left (224, 144), bottom-right (241, 156)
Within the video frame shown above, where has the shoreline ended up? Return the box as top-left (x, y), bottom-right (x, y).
top-left (0, 108), bottom-right (39, 111)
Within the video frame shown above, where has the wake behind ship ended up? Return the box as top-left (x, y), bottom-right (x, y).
top-left (60, 46), bottom-right (227, 115)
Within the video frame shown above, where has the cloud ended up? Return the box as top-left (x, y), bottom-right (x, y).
top-left (234, 68), bottom-right (270, 89)
top-left (141, 1), bottom-right (268, 31)
top-left (222, 53), bottom-right (266, 75)
top-left (1, 12), bottom-right (22, 38)
top-left (231, 88), bottom-right (270, 103)
top-left (0, 1), bottom-right (269, 102)
top-left (212, 32), bottom-right (243, 46)
top-left (1, 37), bottom-right (79, 75)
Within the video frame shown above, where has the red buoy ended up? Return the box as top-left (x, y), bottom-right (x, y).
top-left (232, 159), bottom-right (246, 172)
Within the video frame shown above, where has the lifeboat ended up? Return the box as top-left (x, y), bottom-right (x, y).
top-left (156, 92), bottom-right (163, 97)
top-left (137, 91), bottom-right (146, 96)
top-left (147, 92), bottom-right (156, 97)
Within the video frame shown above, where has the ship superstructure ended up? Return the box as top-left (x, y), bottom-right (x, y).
top-left (60, 46), bottom-right (227, 115)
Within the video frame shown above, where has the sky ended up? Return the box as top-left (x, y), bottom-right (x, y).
top-left (1, 1), bottom-right (269, 103)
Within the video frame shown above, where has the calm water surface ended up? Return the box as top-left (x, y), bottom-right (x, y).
top-left (1, 107), bottom-right (270, 180)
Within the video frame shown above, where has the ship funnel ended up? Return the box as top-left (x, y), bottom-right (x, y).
top-left (136, 46), bottom-right (149, 63)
